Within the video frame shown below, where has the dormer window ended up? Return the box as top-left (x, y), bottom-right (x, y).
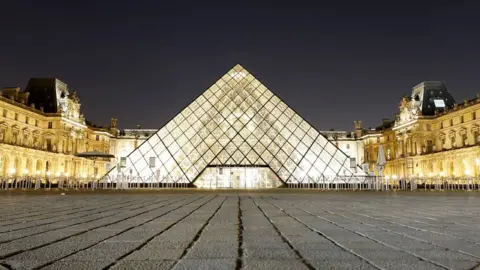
top-left (433, 99), bottom-right (445, 108)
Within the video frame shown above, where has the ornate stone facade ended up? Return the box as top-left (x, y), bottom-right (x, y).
top-left (362, 81), bottom-right (480, 179)
top-left (0, 79), bottom-right (115, 181)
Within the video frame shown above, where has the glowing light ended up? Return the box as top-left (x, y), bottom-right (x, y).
top-left (428, 173), bottom-right (433, 177)
top-left (419, 173), bottom-right (424, 177)
top-left (392, 175), bottom-right (397, 179)
top-left (36, 170), bottom-right (40, 175)
top-left (65, 172), bottom-right (69, 177)
top-left (8, 168), bottom-right (16, 175)
top-left (476, 158), bottom-right (480, 166)
top-left (56, 172), bottom-right (61, 177)
top-left (230, 71), bottom-right (246, 79)
top-left (465, 169), bottom-right (471, 176)
top-left (23, 169), bottom-right (28, 175)
top-left (385, 175), bottom-right (390, 180)
top-left (46, 171), bottom-right (51, 176)
top-left (82, 174), bottom-right (87, 178)
top-left (453, 171), bottom-right (456, 176)
top-left (440, 171), bottom-right (445, 177)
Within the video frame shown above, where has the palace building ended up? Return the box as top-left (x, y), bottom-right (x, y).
top-left (0, 78), bottom-right (117, 180)
top-left (105, 65), bottom-right (365, 188)
top-left (3, 67), bottom-right (479, 187)
top-left (361, 81), bottom-right (480, 180)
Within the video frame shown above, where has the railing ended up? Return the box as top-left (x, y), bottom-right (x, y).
top-left (0, 175), bottom-right (478, 191)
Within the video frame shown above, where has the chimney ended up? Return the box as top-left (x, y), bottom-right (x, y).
top-left (109, 118), bottom-right (118, 137)
top-left (354, 120), bottom-right (362, 138)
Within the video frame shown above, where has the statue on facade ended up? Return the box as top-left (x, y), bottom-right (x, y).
top-left (110, 118), bottom-right (118, 129)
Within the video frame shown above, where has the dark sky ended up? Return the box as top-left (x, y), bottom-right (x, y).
top-left (1, 1), bottom-right (480, 131)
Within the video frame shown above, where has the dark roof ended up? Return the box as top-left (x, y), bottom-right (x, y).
top-left (375, 120), bottom-right (395, 131)
top-left (412, 82), bottom-right (455, 116)
top-left (24, 78), bottom-right (65, 113)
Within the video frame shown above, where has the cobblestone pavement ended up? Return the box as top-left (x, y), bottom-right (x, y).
top-left (0, 191), bottom-right (479, 270)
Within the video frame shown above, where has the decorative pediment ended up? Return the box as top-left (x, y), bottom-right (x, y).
top-left (437, 132), bottom-right (446, 140)
top-left (32, 130), bottom-right (40, 136)
top-left (459, 127), bottom-right (467, 135)
top-left (448, 130), bottom-right (456, 138)
top-left (43, 132), bottom-right (55, 138)
top-left (11, 124), bottom-right (19, 131)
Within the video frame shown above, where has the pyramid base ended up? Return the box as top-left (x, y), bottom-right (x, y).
top-left (193, 166), bottom-right (283, 189)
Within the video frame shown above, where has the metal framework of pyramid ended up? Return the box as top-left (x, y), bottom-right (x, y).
top-left (106, 64), bottom-right (365, 185)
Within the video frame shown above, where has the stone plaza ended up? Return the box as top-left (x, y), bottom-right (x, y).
top-left (0, 191), bottom-right (478, 270)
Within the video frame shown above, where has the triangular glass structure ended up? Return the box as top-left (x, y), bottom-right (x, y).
top-left (106, 64), bottom-right (365, 186)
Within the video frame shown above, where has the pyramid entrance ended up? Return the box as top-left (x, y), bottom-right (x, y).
top-left (105, 64), bottom-right (365, 188)
top-left (194, 165), bottom-right (283, 188)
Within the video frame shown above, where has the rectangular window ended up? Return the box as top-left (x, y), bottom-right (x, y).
top-left (426, 140), bottom-right (433, 153)
top-left (474, 111), bottom-right (477, 120)
top-left (14, 113), bottom-right (18, 121)
top-left (218, 167), bottom-right (223, 175)
top-left (349, 158), bottom-right (356, 168)
top-left (346, 144), bottom-right (350, 150)
top-left (2, 109), bottom-right (6, 117)
top-left (25, 116), bottom-right (29, 124)
top-left (149, 157), bottom-right (155, 168)
top-left (460, 115), bottom-right (464, 123)
top-left (120, 157), bottom-right (127, 168)
top-left (35, 120), bottom-right (38, 127)
top-left (46, 138), bottom-right (53, 151)
top-left (96, 135), bottom-right (99, 141)
top-left (48, 122), bottom-right (53, 129)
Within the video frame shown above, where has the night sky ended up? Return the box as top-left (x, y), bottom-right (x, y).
top-left (1, 1), bottom-right (480, 131)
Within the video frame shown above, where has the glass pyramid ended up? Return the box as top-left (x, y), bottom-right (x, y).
top-left (106, 64), bottom-right (365, 186)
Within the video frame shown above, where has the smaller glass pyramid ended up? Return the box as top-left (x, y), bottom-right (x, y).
top-left (106, 64), bottom-right (365, 186)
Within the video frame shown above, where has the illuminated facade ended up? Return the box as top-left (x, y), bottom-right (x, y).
top-left (362, 81), bottom-right (480, 179)
top-left (106, 65), bottom-right (365, 187)
top-left (0, 79), bottom-right (115, 181)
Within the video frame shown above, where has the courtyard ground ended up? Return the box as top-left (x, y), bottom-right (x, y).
top-left (0, 190), bottom-right (479, 270)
